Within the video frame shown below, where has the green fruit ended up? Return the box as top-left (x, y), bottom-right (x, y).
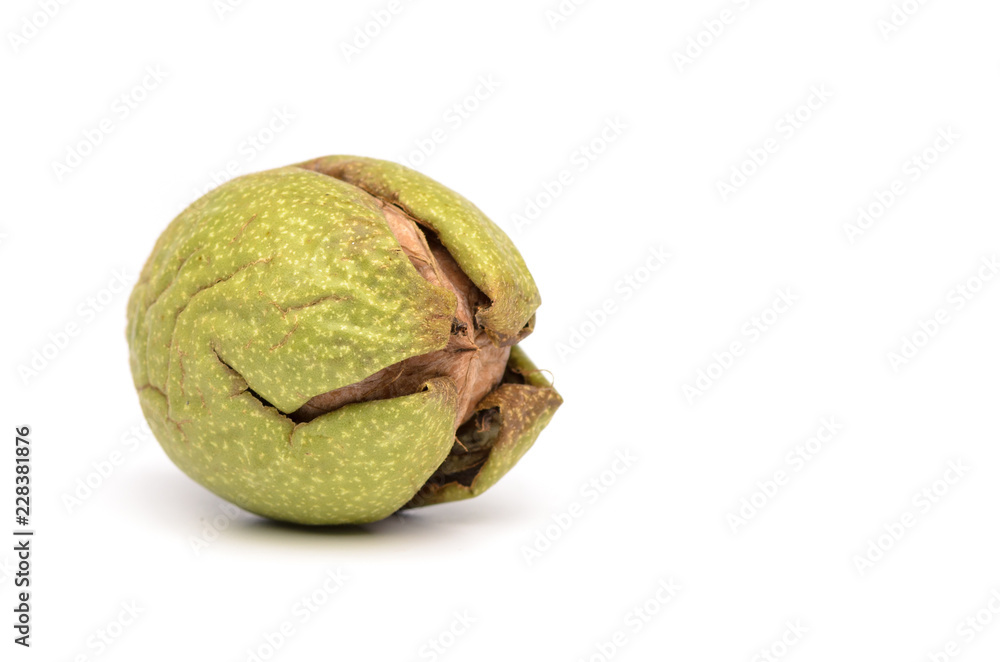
top-left (126, 155), bottom-right (562, 525)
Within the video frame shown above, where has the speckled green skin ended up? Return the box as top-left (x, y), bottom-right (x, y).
top-left (297, 156), bottom-right (541, 345)
top-left (127, 157), bottom-right (560, 525)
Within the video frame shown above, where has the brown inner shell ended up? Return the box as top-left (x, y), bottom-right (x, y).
top-left (291, 199), bottom-right (511, 426)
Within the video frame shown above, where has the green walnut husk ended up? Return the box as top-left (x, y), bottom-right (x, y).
top-left (126, 155), bottom-right (561, 525)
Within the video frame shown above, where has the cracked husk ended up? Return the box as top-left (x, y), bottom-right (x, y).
top-left (126, 155), bottom-right (561, 525)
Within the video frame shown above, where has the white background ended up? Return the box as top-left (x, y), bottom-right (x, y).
top-left (3, 0), bottom-right (1000, 660)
